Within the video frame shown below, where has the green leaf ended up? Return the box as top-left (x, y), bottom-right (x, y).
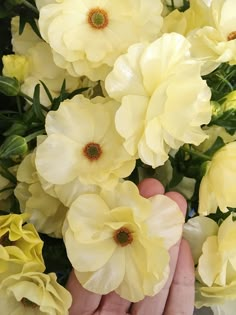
top-left (32, 84), bottom-right (46, 122)
top-left (204, 136), bottom-right (225, 158)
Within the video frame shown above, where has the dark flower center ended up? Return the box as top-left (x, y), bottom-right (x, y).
top-left (113, 227), bottom-right (133, 247)
top-left (227, 31), bottom-right (236, 41)
top-left (83, 142), bottom-right (102, 161)
top-left (87, 8), bottom-right (109, 30)
top-left (21, 298), bottom-right (38, 308)
top-left (0, 232), bottom-right (12, 246)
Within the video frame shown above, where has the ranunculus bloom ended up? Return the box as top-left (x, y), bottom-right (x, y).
top-left (38, 0), bottom-right (163, 80)
top-left (14, 152), bottom-right (68, 238)
top-left (11, 17), bottom-right (83, 107)
top-left (105, 33), bottom-right (212, 168)
top-left (0, 271), bottom-right (72, 315)
top-left (188, 0), bottom-right (236, 74)
top-left (63, 181), bottom-right (184, 302)
top-left (35, 95), bottom-right (136, 188)
top-left (198, 141), bottom-right (236, 215)
top-left (0, 214), bottom-right (45, 281)
top-left (192, 214), bottom-right (236, 309)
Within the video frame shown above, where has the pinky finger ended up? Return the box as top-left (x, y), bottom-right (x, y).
top-left (163, 239), bottom-right (195, 315)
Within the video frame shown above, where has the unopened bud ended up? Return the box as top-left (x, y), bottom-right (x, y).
top-left (0, 76), bottom-right (20, 96)
top-left (0, 135), bottom-right (28, 159)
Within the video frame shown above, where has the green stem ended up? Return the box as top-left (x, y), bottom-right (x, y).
top-left (16, 96), bottom-right (22, 115)
top-left (21, 0), bottom-right (39, 15)
top-left (19, 92), bottom-right (34, 103)
top-left (25, 129), bottom-right (45, 143)
top-left (182, 147), bottom-right (211, 161)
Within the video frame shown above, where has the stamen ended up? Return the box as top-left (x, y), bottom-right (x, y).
top-left (113, 227), bottom-right (133, 247)
top-left (87, 8), bottom-right (109, 30)
top-left (83, 142), bottom-right (102, 161)
top-left (227, 31), bottom-right (236, 41)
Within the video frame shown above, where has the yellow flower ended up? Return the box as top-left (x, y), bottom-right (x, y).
top-left (0, 213), bottom-right (45, 280)
top-left (183, 216), bottom-right (219, 265)
top-left (197, 126), bottom-right (236, 152)
top-left (35, 95), bottom-right (136, 188)
top-left (0, 271), bottom-right (72, 315)
top-left (198, 142), bottom-right (236, 215)
top-left (2, 55), bottom-right (29, 82)
top-left (194, 214), bottom-right (236, 308)
top-left (188, 0), bottom-right (236, 74)
top-left (63, 181), bottom-right (184, 302)
top-left (38, 0), bottom-right (163, 80)
top-left (162, 0), bottom-right (210, 36)
top-left (105, 33), bottom-right (212, 168)
top-left (11, 17), bottom-right (81, 107)
top-left (14, 152), bottom-right (68, 238)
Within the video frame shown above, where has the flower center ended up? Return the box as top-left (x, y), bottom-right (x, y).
top-left (0, 232), bottom-right (12, 246)
top-left (83, 142), bottom-right (102, 161)
top-left (113, 227), bottom-right (133, 247)
top-left (87, 8), bottom-right (109, 29)
top-left (21, 298), bottom-right (38, 308)
top-left (227, 31), bottom-right (236, 41)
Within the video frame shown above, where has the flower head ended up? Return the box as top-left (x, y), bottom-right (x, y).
top-left (0, 271), bottom-right (72, 315)
top-left (63, 181), bottom-right (184, 302)
top-left (0, 213), bottom-right (45, 280)
top-left (35, 95), bottom-right (136, 188)
top-left (38, 0), bottom-right (163, 80)
top-left (198, 141), bottom-right (236, 215)
top-left (105, 32), bottom-right (212, 168)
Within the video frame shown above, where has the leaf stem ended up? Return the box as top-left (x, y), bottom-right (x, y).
top-left (25, 129), bottom-right (45, 143)
top-left (181, 147), bottom-right (211, 161)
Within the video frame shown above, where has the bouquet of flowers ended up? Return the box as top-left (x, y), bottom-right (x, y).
top-left (0, 0), bottom-right (236, 314)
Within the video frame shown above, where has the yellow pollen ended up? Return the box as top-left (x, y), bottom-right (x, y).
top-left (227, 31), bottom-right (236, 41)
top-left (113, 227), bottom-right (133, 247)
top-left (83, 142), bottom-right (102, 161)
top-left (87, 8), bottom-right (109, 30)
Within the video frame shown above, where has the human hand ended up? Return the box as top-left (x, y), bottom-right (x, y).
top-left (66, 178), bottom-right (195, 315)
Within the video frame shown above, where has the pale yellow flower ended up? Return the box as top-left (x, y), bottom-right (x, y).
top-left (0, 214), bottom-right (45, 280)
top-left (63, 181), bottom-right (184, 302)
top-left (188, 0), bottom-right (236, 74)
top-left (38, 0), bottom-right (163, 80)
top-left (198, 142), bottom-right (236, 215)
top-left (35, 95), bottom-right (136, 188)
top-left (162, 0), bottom-right (210, 36)
top-left (197, 125), bottom-right (236, 152)
top-left (14, 152), bottom-right (68, 238)
top-left (183, 216), bottom-right (218, 264)
top-left (0, 271), bottom-right (72, 315)
top-left (194, 214), bottom-right (236, 308)
top-left (2, 55), bottom-right (29, 82)
top-left (11, 17), bottom-right (82, 107)
top-left (105, 33), bottom-right (212, 168)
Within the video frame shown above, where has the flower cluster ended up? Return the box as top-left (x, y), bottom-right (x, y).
top-left (0, 0), bottom-right (236, 313)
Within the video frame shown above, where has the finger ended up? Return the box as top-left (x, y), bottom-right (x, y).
top-left (130, 192), bottom-right (187, 315)
top-left (163, 239), bottom-right (195, 315)
top-left (138, 178), bottom-right (165, 198)
top-left (66, 269), bottom-right (102, 315)
top-left (96, 291), bottom-right (131, 315)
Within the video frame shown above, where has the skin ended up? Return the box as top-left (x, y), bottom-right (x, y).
top-left (66, 178), bottom-right (195, 315)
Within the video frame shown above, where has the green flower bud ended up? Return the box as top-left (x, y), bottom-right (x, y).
top-left (223, 91), bottom-right (236, 111)
top-left (3, 122), bottom-right (28, 137)
top-left (0, 76), bottom-right (20, 96)
top-left (0, 135), bottom-right (28, 160)
top-left (211, 101), bottom-right (223, 118)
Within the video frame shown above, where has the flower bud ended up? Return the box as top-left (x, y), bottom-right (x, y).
top-left (0, 76), bottom-right (20, 96)
top-left (0, 135), bottom-right (28, 160)
top-left (2, 55), bottom-right (29, 83)
top-left (223, 90), bottom-right (236, 111)
top-left (3, 122), bottom-right (28, 137)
